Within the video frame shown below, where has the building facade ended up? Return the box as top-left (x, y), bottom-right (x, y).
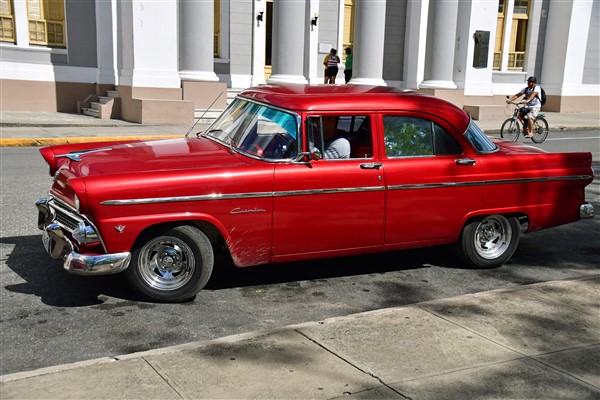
top-left (1, 0), bottom-right (598, 123)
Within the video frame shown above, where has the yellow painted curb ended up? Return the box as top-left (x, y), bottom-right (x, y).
top-left (0, 135), bottom-right (180, 147)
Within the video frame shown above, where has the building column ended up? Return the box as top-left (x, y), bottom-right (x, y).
top-left (542, 0), bottom-right (593, 96)
top-left (403, 0), bottom-right (429, 89)
top-left (350, 0), bottom-right (387, 86)
top-left (95, 0), bottom-right (117, 85)
top-left (267, 0), bottom-right (308, 84)
top-left (251, 0), bottom-right (267, 86)
top-left (420, 0), bottom-right (459, 89)
top-left (118, 0), bottom-right (180, 89)
top-left (179, 0), bottom-right (219, 82)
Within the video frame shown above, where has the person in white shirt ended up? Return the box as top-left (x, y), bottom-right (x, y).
top-left (507, 76), bottom-right (542, 138)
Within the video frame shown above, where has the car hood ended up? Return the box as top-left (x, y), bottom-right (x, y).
top-left (64, 137), bottom-right (249, 177)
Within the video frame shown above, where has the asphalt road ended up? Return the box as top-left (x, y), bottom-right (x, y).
top-left (1, 131), bottom-right (598, 375)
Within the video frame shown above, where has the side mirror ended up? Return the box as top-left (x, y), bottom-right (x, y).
top-left (310, 147), bottom-right (323, 160)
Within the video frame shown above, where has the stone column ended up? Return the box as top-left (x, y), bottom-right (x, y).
top-left (542, 0), bottom-right (593, 96)
top-left (95, 0), bottom-right (117, 85)
top-left (420, 0), bottom-right (459, 89)
top-left (350, 0), bottom-right (387, 86)
top-left (179, 0), bottom-right (218, 82)
top-left (267, 0), bottom-right (308, 84)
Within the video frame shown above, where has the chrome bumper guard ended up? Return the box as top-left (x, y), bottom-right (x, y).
top-left (580, 203), bottom-right (594, 219)
top-left (36, 198), bottom-right (131, 275)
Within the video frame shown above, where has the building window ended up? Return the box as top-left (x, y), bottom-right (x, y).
top-left (27, 0), bottom-right (65, 47)
top-left (494, 0), bottom-right (529, 71)
top-left (0, 0), bottom-right (15, 43)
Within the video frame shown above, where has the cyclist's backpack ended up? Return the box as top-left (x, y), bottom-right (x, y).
top-left (538, 87), bottom-right (547, 106)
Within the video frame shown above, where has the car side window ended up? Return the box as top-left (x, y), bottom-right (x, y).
top-left (307, 115), bottom-right (372, 160)
top-left (383, 116), bottom-right (462, 157)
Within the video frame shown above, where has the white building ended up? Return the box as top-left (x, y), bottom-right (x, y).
top-left (1, 0), bottom-right (598, 124)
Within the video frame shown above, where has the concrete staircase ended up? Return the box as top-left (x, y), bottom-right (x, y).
top-left (80, 90), bottom-right (120, 119)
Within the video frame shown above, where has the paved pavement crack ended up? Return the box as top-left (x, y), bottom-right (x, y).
top-left (142, 356), bottom-right (186, 399)
top-left (296, 330), bottom-right (413, 400)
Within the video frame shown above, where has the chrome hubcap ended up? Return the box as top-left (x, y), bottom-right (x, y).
top-left (474, 216), bottom-right (512, 260)
top-left (139, 237), bottom-right (195, 291)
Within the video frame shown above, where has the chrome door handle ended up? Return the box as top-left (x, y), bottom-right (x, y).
top-left (360, 162), bottom-right (383, 170)
top-left (455, 158), bottom-right (476, 166)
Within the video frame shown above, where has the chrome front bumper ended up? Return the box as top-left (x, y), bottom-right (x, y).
top-left (580, 203), bottom-right (595, 219)
top-left (36, 198), bottom-right (131, 275)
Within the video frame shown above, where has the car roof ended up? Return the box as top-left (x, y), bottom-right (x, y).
top-left (239, 84), bottom-right (470, 130)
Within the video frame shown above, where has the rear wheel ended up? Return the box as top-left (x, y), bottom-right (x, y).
top-left (458, 215), bottom-right (520, 268)
top-left (500, 118), bottom-right (520, 141)
top-left (531, 117), bottom-right (549, 143)
top-left (126, 225), bottom-right (214, 302)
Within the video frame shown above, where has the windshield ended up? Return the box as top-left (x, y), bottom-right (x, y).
top-left (464, 119), bottom-right (498, 153)
top-left (205, 98), bottom-right (299, 160)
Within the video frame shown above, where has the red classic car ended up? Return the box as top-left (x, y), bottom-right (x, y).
top-left (36, 84), bottom-right (595, 302)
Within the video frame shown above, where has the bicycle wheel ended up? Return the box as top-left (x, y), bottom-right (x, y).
top-left (500, 118), bottom-right (520, 141)
top-left (531, 117), bottom-right (549, 143)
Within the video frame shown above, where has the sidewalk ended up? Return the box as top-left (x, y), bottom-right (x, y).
top-left (1, 110), bottom-right (599, 147)
top-left (1, 276), bottom-right (599, 399)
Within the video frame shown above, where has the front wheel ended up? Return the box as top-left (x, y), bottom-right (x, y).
top-left (500, 118), bottom-right (520, 141)
top-left (531, 117), bottom-right (549, 143)
top-left (125, 225), bottom-right (214, 302)
top-left (457, 215), bottom-right (520, 268)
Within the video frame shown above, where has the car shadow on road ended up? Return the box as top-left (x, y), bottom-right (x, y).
top-left (2, 233), bottom-right (468, 306)
top-left (1, 234), bottom-right (143, 307)
top-left (206, 245), bottom-right (464, 291)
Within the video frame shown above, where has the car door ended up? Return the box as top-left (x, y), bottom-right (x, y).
top-left (271, 113), bottom-right (385, 259)
top-left (381, 114), bottom-right (483, 244)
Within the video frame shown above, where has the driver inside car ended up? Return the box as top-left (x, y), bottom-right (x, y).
top-left (322, 116), bottom-right (350, 159)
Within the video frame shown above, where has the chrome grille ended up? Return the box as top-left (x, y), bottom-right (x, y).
top-left (55, 211), bottom-right (79, 231)
top-left (49, 199), bottom-right (84, 233)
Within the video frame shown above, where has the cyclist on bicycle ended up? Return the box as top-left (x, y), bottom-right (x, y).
top-left (507, 76), bottom-right (542, 138)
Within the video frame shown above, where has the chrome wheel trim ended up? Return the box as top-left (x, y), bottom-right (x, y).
top-left (138, 236), bottom-right (196, 291)
top-left (474, 215), bottom-right (512, 260)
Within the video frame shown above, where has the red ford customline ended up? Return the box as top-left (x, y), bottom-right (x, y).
top-left (36, 84), bottom-right (595, 302)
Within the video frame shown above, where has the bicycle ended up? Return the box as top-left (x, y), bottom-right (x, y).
top-left (500, 99), bottom-right (549, 143)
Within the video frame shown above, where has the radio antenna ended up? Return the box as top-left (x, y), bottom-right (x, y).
top-left (186, 90), bottom-right (225, 138)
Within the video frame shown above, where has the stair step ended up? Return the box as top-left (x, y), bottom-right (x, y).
top-left (82, 107), bottom-right (100, 118)
top-left (106, 90), bottom-right (119, 98)
top-left (98, 96), bottom-right (112, 104)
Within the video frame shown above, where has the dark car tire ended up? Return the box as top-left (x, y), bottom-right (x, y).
top-left (125, 225), bottom-right (214, 302)
top-left (458, 215), bottom-right (520, 268)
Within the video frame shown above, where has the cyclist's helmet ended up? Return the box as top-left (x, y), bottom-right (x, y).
top-left (527, 76), bottom-right (537, 83)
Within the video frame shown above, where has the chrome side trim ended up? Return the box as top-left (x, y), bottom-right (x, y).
top-left (388, 175), bottom-right (593, 191)
top-left (99, 175), bottom-right (591, 206)
top-left (100, 186), bottom-right (386, 205)
top-left (101, 191), bottom-right (273, 205)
